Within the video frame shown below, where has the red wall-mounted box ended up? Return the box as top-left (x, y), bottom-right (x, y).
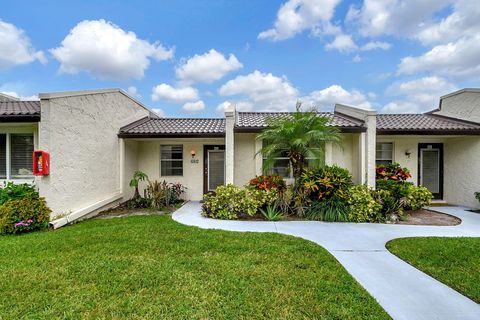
top-left (33, 151), bottom-right (50, 176)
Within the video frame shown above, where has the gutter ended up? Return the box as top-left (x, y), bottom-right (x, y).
top-left (49, 193), bottom-right (123, 229)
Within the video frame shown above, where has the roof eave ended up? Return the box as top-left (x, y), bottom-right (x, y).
top-left (118, 132), bottom-right (226, 139)
top-left (0, 115), bottom-right (40, 122)
top-left (234, 126), bottom-right (367, 133)
top-left (377, 129), bottom-right (480, 135)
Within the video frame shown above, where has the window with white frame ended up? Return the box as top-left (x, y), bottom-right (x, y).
top-left (261, 141), bottom-right (324, 178)
top-left (161, 145), bottom-right (183, 176)
top-left (0, 133), bottom-right (34, 180)
top-left (376, 142), bottom-right (394, 165)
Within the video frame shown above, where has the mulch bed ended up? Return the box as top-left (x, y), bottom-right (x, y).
top-left (96, 201), bottom-right (186, 219)
top-left (397, 209), bottom-right (461, 226)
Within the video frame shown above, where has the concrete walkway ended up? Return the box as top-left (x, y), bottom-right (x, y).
top-left (173, 202), bottom-right (480, 320)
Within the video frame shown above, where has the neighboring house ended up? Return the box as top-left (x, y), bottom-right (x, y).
top-left (1, 88), bottom-right (479, 227)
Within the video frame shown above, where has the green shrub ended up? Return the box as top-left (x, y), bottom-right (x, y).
top-left (202, 184), bottom-right (260, 220)
top-left (248, 187), bottom-right (278, 209)
top-left (347, 185), bottom-right (383, 223)
top-left (371, 189), bottom-right (405, 220)
top-left (475, 192), bottom-right (480, 205)
top-left (0, 197), bottom-right (51, 235)
top-left (376, 179), bottom-right (413, 199)
top-left (305, 195), bottom-right (350, 222)
top-left (298, 165), bottom-right (353, 202)
top-left (145, 180), bottom-right (186, 209)
top-left (376, 163), bottom-right (411, 181)
top-left (405, 185), bottom-right (433, 210)
top-left (0, 182), bottom-right (38, 205)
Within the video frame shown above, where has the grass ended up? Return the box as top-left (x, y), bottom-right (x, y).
top-left (0, 215), bottom-right (389, 319)
top-left (387, 237), bottom-right (480, 303)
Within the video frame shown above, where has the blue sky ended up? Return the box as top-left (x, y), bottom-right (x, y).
top-left (0, 0), bottom-right (478, 117)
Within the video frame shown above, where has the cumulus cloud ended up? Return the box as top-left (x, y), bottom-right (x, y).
top-left (127, 86), bottom-right (141, 99)
top-left (50, 19), bottom-right (173, 80)
top-left (346, 0), bottom-right (449, 37)
top-left (151, 84), bottom-right (199, 103)
top-left (219, 70), bottom-right (299, 111)
top-left (360, 41), bottom-right (391, 51)
top-left (397, 35), bottom-right (480, 77)
top-left (0, 91), bottom-right (38, 101)
top-left (301, 85), bottom-right (372, 110)
top-left (382, 76), bottom-right (457, 113)
top-left (216, 100), bottom-right (253, 113)
top-left (176, 49), bottom-right (242, 84)
top-left (151, 108), bottom-right (166, 117)
top-left (0, 20), bottom-right (46, 69)
top-left (182, 100), bottom-right (205, 112)
top-left (325, 34), bottom-right (358, 52)
top-left (258, 0), bottom-right (341, 41)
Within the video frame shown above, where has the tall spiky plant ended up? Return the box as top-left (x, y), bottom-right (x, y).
top-left (257, 106), bottom-right (342, 182)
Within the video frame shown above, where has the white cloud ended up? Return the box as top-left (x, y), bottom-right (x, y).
top-left (0, 20), bottom-right (46, 69)
top-left (0, 91), bottom-right (38, 101)
top-left (397, 35), bottom-right (480, 77)
top-left (352, 54), bottom-right (362, 63)
top-left (217, 100), bottom-right (253, 113)
top-left (50, 19), bottom-right (173, 80)
top-left (151, 84), bottom-right (199, 103)
top-left (325, 34), bottom-right (358, 52)
top-left (176, 49), bottom-right (242, 84)
top-left (346, 0), bottom-right (449, 38)
top-left (382, 76), bottom-right (457, 113)
top-left (182, 100), bottom-right (205, 113)
top-left (302, 85), bottom-right (372, 110)
top-left (258, 0), bottom-right (341, 41)
top-left (360, 41), bottom-right (391, 51)
top-left (219, 70), bottom-right (298, 111)
top-left (127, 86), bottom-right (141, 99)
top-left (151, 108), bottom-right (165, 117)
top-left (416, 0), bottom-right (480, 45)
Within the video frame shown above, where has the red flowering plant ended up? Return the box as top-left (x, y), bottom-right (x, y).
top-left (249, 175), bottom-right (287, 192)
top-left (376, 163), bottom-right (411, 181)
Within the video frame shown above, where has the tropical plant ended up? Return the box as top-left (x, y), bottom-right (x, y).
top-left (371, 189), bottom-right (405, 221)
top-left (376, 163), bottom-right (411, 181)
top-left (275, 185), bottom-right (295, 216)
top-left (145, 180), bottom-right (186, 209)
top-left (405, 185), bottom-right (433, 211)
top-left (0, 196), bottom-right (51, 234)
top-left (249, 175), bottom-right (286, 191)
top-left (260, 204), bottom-right (283, 221)
top-left (304, 195), bottom-right (350, 222)
top-left (257, 106), bottom-right (341, 182)
top-left (347, 185), bottom-right (383, 223)
top-left (202, 184), bottom-right (259, 220)
top-left (298, 166), bottom-right (353, 201)
top-left (475, 192), bottom-right (480, 205)
top-left (130, 171), bottom-right (149, 199)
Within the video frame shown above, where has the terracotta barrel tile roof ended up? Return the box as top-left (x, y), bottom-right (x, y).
top-left (119, 117), bottom-right (226, 137)
top-left (377, 114), bottom-right (480, 133)
top-left (236, 112), bottom-right (365, 129)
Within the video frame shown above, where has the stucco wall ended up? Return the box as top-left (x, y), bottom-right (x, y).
top-left (123, 139), bottom-right (139, 200)
top-left (444, 137), bottom-right (480, 208)
top-left (435, 91), bottom-right (480, 123)
top-left (330, 133), bottom-right (359, 182)
top-left (234, 133), bottom-right (257, 186)
top-left (37, 91), bottom-right (149, 216)
top-left (137, 138), bottom-right (225, 201)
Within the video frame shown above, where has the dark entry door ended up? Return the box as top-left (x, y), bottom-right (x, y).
top-left (203, 145), bottom-right (225, 194)
top-left (418, 143), bottom-right (443, 199)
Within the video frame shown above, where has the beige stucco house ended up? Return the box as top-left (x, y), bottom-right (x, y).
top-left (0, 88), bottom-right (479, 227)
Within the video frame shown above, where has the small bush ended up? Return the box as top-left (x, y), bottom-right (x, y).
top-left (0, 182), bottom-right (38, 206)
top-left (0, 197), bottom-right (51, 235)
top-left (376, 179), bottom-right (413, 199)
top-left (145, 180), bottom-right (186, 209)
top-left (202, 184), bottom-right (259, 220)
top-left (347, 185), bottom-right (383, 223)
top-left (305, 196), bottom-right (350, 222)
top-left (376, 163), bottom-right (411, 181)
top-left (371, 189), bottom-right (405, 220)
top-left (249, 175), bottom-right (286, 191)
top-left (260, 204), bottom-right (283, 221)
top-left (405, 185), bottom-right (433, 210)
top-left (298, 165), bottom-right (353, 202)
top-left (475, 192), bottom-right (480, 205)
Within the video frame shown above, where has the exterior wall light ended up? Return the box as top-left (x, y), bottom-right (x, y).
top-left (191, 149), bottom-right (196, 158)
top-left (405, 149), bottom-right (412, 158)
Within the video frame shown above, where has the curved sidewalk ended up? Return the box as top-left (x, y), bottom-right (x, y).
top-left (173, 202), bottom-right (480, 320)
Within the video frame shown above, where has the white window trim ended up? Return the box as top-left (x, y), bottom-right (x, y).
top-left (376, 142), bottom-right (395, 164)
top-left (0, 132), bottom-right (35, 182)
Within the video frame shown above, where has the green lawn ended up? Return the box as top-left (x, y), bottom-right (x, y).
top-left (0, 215), bottom-right (389, 319)
top-left (387, 237), bottom-right (480, 303)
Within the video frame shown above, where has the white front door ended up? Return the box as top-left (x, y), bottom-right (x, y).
top-left (207, 149), bottom-right (225, 192)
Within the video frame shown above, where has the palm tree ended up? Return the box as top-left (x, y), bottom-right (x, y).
top-left (130, 170), bottom-right (149, 199)
top-left (257, 106), bottom-right (341, 182)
